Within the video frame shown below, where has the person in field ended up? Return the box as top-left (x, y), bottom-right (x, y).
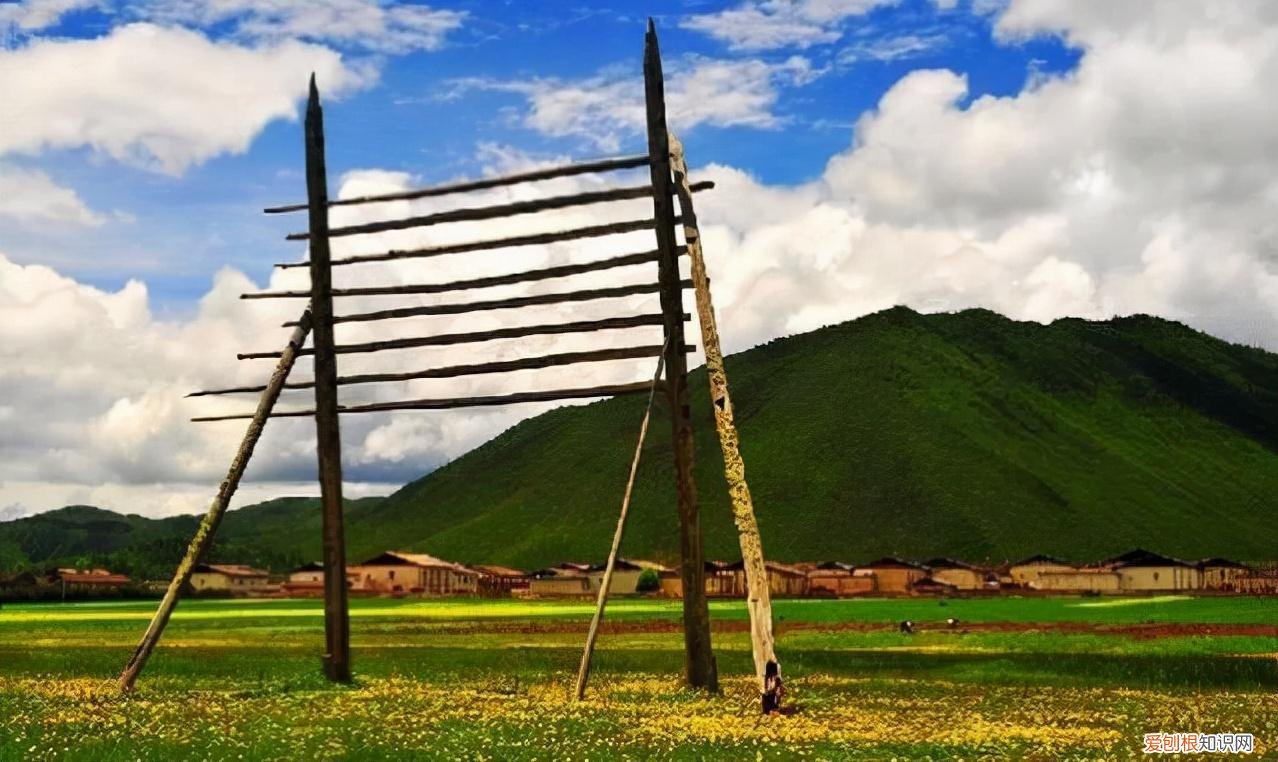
top-left (761, 660), bottom-right (784, 715)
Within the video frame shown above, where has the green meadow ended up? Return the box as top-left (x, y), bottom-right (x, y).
top-left (1, 596), bottom-right (1275, 759)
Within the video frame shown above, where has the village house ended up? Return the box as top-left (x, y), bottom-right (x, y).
top-left (858, 557), bottom-right (929, 594)
top-left (1233, 566), bottom-right (1278, 595)
top-left (1103, 549), bottom-right (1202, 591)
top-left (1006, 554), bottom-right (1077, 588)
top-left (761, 561), bottom-right (809, 597)
top-left (279, 562), bottom-right (350, 597)
top-left (189, 563), bottom-right (272, 594)
top-left (288, 562), bottom-right (324, 584)
top-left (349, 551), bottom-right (479, 595)
top-left (590, 559), bottom-right (667, 595)
top-left (695, 560), bottom-right (810, 597)
top-left (1197, 558), bottom-right (1250, 590)
top-left (910, 576), bottom-right (958, 595)
top-left (1034, 566), bottom-right (1121, 593)
top-left (702, 560), bottom-right (743, 597)
top-left (470, 564), bottom-right (529, 597)
top-left (807, 561), bottom-right (874, 597)
top-left (925, 558), bottom-right (993, 590)
top-left (48, 567), bottom-right (131, 591)
top-left (527, 565), bottom-right (592, 597)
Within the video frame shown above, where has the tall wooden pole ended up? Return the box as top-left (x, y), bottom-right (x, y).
top-left (119, 310), bottom-right (313, 692)
top-left (305, 75), bottom-right (352, 683)
top-left (669, 134), bottom-right (777, 688)
top-left (574, 344), bottom-right (667, 700)
top-left (645, 19), bottom-right (718, 692)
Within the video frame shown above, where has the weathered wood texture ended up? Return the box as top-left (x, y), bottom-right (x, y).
top-left (575, 342), bottom-right (668, 701)
top-left (244, 247), bottom-right (684, 300)
top-left (670, 133), bottom-right (777, 688)
top-left (191, 381), bottom-right (657, 422)
top-left (189, 344), bottom-right (692, 397)
top-left (118, 310), bottom-right (314, 692)
top-left (239, 313), bottom-right (687, 360)
top-left (285, 181), bottom-right (713, 241)
top-left (645, 18), bottom-right (718, 693)
top-left (265, 155), bottom-right (650, 214)
top-left (282, 279), bottom-right (693, 327)
top-left (275, 217), bottom-right (676, 270)
top-left (305, 78), bottom-right (352, 683)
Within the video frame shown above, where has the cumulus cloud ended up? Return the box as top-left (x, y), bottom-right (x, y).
top-left (0, 153), bottom-right (699, 516)
top-left (137, 0), bottom-right (466, 54)
top-left (6, 0), bottom-right (1278, 518)
top-left (449, 55), bottom-right (822, 152)
top-left (0, 23), bottom-right (372, 175)
top-left (0, 165), bottom-right (106, 227)
top-left (701, 0), bottom-right (1278, 348)
top-left (681, 0), bottom-right (896, 51)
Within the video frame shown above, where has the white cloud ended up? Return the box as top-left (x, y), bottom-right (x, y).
top-left (0, 23), bottom-right (372, 174)
top-left (6, 0), bottom-right (1278, 519)
top-left (0, 153), bottom-right (699, 516)
top-left (0, 0), bottom-right (96, 31)
top-left (138, 0), bottom-right (466, 54)
top-left (0, 165), bottom-right (106, 227)
top-left (450, 55), bottom-right (822, 152)
top-left (837, 32), bottom-right (949, 63)
top-left (697, 0), bottom-right (1278, 348)
top-left (681, 0), bottom-right (896, 51)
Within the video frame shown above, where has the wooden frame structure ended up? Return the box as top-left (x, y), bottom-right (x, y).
top-left (119, 20), bottom-right (775, 695)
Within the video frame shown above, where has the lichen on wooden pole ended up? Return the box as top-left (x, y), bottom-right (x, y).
top-left (668, 132), bottom-right (778, 688)
top-left (118, 309), bottom-right (314, 693)
top-left (305, 75), bottom-right (352, 683)
top-left (645, 18), bottom-right (718, 693)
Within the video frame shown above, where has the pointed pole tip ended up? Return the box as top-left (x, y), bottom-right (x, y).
top-left (647, 17), bottom-right (655, 34)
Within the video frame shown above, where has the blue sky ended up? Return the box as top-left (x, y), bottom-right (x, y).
top-left (2, 0), bottom-right (1078, 312)
top-left (5, 0), bottom-right (1277, 517)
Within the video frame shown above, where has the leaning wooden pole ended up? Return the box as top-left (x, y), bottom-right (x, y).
top-left (305, 75), bottom-right (352, 683)
top-left (669, 134), bottom-right (778, 688)
top-left (574, 344), bottom-right (668, 700)
top-left (118, 309), bottom-right (314, 692)
top-left (644, 18), bottom-right (718, 692)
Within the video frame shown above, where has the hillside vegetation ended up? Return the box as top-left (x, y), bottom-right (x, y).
top-left (3, 307), bottom-right (1277, 575)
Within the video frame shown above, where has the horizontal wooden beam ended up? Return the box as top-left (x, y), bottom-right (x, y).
top-left (192, 381), bottom-right (658, 421)
top-left (188, 344), bottom-right (694, 397)
top-left (264, 155), bottom-right (650, 215)
top-left (274, 217), bottom-right (674, 270)
top-left (285, 180), bottom-right (714, 241)
top-left (240, 313), bottom-right (686, 360)
top-left (244, 247), bottom-right (683, 300)
top-left (281, 279), bottom-right (694, 327)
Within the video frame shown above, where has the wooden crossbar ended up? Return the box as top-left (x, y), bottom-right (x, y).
top-left (264, 155), bottom-right (650, 214)
top-left (273, 217), bottom-right (674, 270)
top-left (284, 180), bottom-right (714, 240)
top-left (188, 344), bottom-right (693, 397)
top-left (191, 381), bottom-right (657, 422)
top-left (282, 279), bottom-right (694, 327)
top-left (239, 313), bottom-right (686, 360)
top-left (243, 247), bottom-right (683, 301)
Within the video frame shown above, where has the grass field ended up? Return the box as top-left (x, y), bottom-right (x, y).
top-left (1, 596), bottom-right (1275, 759)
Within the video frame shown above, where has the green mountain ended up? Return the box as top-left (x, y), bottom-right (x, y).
top-left (3, 307), bottom-right (1277, 577)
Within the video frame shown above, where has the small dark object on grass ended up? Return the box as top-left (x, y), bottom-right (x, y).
top-left (899, 620), bottom-right (915, 634)
top-left (946, 617), bottom-right (960, 629)
top-left (761, 660), bottom-right (784, 715)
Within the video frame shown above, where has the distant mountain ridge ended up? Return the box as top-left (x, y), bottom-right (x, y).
top-left (3, 306), bottom-right (1276, 578)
